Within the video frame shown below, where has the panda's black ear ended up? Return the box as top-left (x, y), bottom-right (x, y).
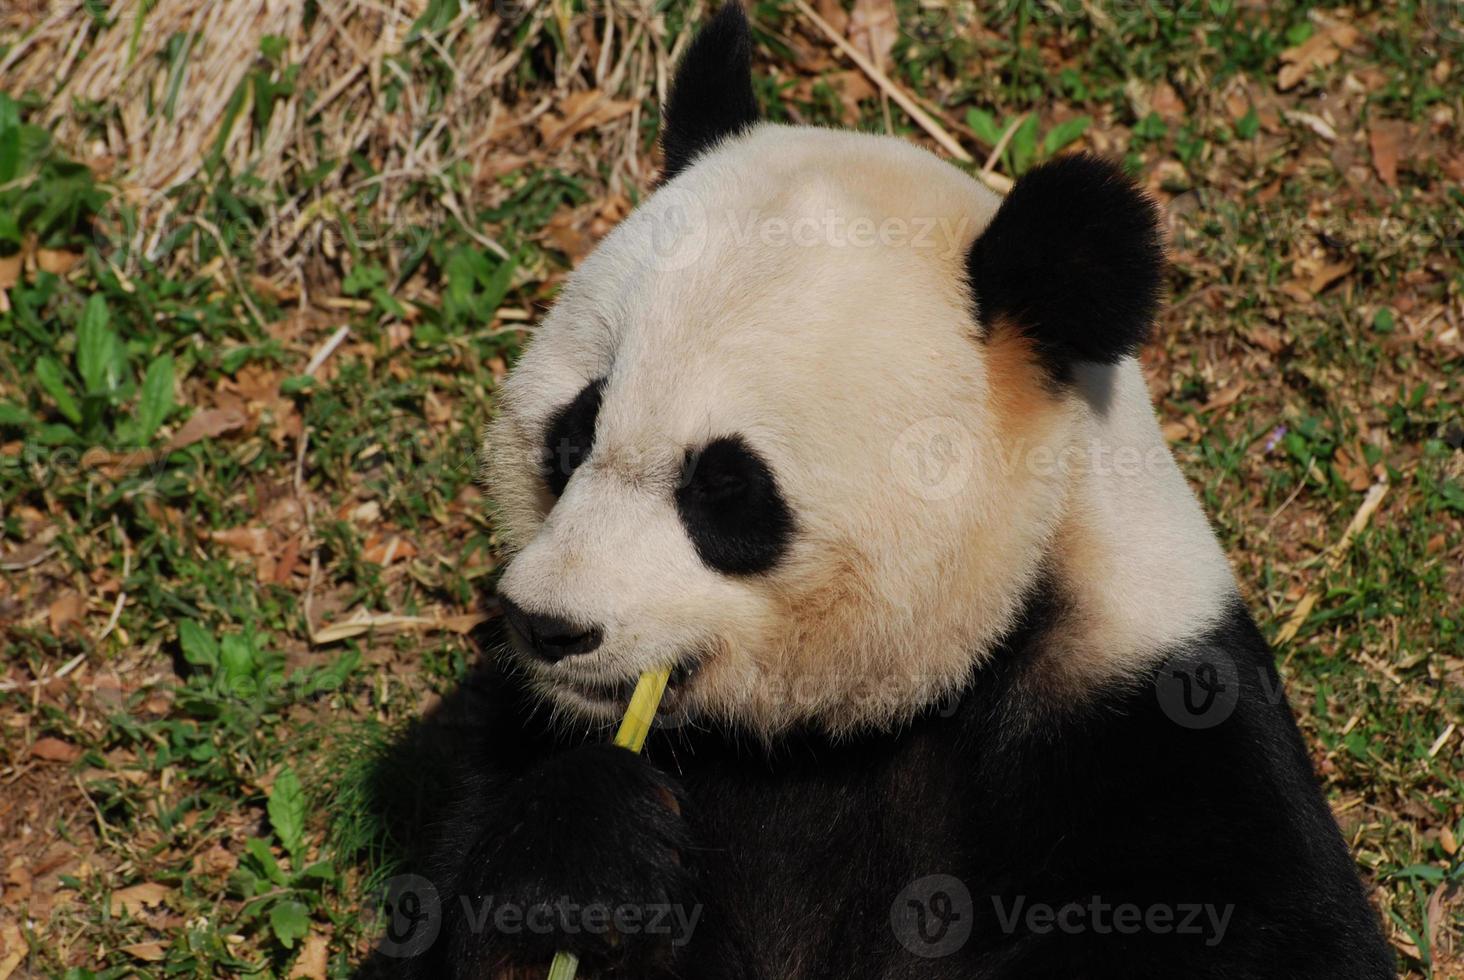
top-left (660, 4), bottom-right (759, 180)
top-left (966, 154), bottom-right (1165, 380)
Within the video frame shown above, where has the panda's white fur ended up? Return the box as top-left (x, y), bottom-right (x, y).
top-left (485, 124), bottom-right (1235, 737)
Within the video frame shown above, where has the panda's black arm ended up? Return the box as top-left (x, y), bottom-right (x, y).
top-left (377, 662), bottom-right (699, 979)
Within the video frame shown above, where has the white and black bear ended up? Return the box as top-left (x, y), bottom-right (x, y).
top-left (397, 6), bottom-right (1394, 978)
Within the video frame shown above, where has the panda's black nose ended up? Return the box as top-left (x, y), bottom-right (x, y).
top-left (500, 598), bottom-right (603, 662)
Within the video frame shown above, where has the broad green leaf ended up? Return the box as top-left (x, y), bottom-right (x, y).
top-left (0, 401), bottom-right (32, 429)
top-left (1043, 116), bottom-right (1091, 158)
top-left (478, 252), bottom-right (517, 321)
top-left (244, 837), bottom-right (287, 886)
top-left (219, 634), bottom-right (255, 686)
top-left (36, 422), bottom-right (81, 445)
top-left (0, 211), bottom-right (21, 251)
top-left (35, 356), bottom-right (82, 424)
top-left (1009, 114), bottom-right (1040, 176)
top-left (178, 620), bottom-right (219, 669)
top-left (0, 93), bottom-right (18, 134)
top-left (268, 767), bottom-right (307, 858)
top-left (443, 246), bottom-right (487, 323)
top-left (965, 108), bottom-right (1004, 147)
top-left (269, 900), bottom-right (310, 949)
top-left (0, 130), bottom-right (19, 189)
top-left (0, 95), bottom-right (18, 184)
top-left (137, 354), bottom-right (174, 442)
top-left (76, 295), bottom-right (118, 395)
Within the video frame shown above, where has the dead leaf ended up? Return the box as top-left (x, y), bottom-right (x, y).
top-left (1162, 420), bottom-right (1195, 443)
top-left (1425, 882), bottom-right (1454, 960)
top-left (48, 592), bottom-right (86, 632)
top-left (1278, 280), bottom-right (1315, 304)
top-left (121, 942), bottom-right (166, 962)
top-left (824, 69), bottom-right (877, 123)
top-left (1368, 120), bottom-right (1407, 188)
top-left (815, 0), bottom-right (848, 34)
top-left (538, 91), bottom-right (635, 146)
top-left (0, 921), bottom-right (27, 980)
top-left (1309, 260), bottom-right (1354, 295)
top-left (848, 0), bottom-right (896, 73)
top-left (362, 535), bottom-right (418, 566)
top-left (1150, 82), bottom-right (1186, 122)
top-left (35, 249), bottom-right (81, 276)
top-left (192, 845), bottom-right (238, 877)
top-left (290, 931), bottom-right (330, 979)
top-left (165, 408), bottom-right (248, 452)
top-left (1333, 446), bottom-right (1372, 492)
top-left (1277, 24), bottom-right (1358, 91)
top-left (1201, 380), bottom-right (1249, 412)
top-left (0, 254), bottom-right (20, 291)
top-left (110, 881), bottom-right (171, 917)
top-left (274, 534), bottom-right (302, 584)
top-left (544, 210), bottom-right (595, 263)
top-left (210, 527), bottom-right (273, 556)
top-left (31, 737), bottom-right (81, 763)
top-left (1244, 323), bottom-right (1286, 354)
top-left (1284, 109), bottom-right (1337, 142)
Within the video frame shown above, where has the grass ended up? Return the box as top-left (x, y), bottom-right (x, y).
top-left (1, 0), bottom-right (1461, 976)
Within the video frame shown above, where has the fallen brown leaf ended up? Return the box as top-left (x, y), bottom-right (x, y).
top-left (1309, 260), bottom-right (1354, 295)
top-left (48, 592), bottom-right (86, 633)
top-left (362, 535), bottom-right (418, 566)
top-left (1150, 81), bottom-right (1186, 122)
top-left (1277, 24), bottom-right (1358, 91)
top-left (814, 0), bottom-right (848, 34)
top-left (34, 249), bottom-right (82, 276)
top-left (122, 942), bottom-right (166, 962)
top-left (165, 408), bottom-right (248, 453)
top-left (848, 0), bottom-right (896, 73)
top-left (539, 91), bottom-right (635, 146)
top-left (1368, 120), bottom-right (1407, 188)
top-left (290, 931), bottom-right (330, 979)
top-left (0, 254), bottom-right (20, 291)
top-left (0, 921), bottom-right (27, 980)
top-left (30, 737), bottom-right (81, 763)
top-left (192, 845), bottom-right (238, 877)
top-left (110, 881), bottom-right (171, 917)
top-left (209, 527), bottom-right (274, 556)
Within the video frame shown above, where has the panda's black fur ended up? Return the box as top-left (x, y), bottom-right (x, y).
top-left (393, 588), bottom-right (1392, 979)
top-left (384, 6), bottom-right (1395, 978)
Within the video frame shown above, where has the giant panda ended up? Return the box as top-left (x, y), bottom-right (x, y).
top-left (396, 5), bottom-right (1395, 978)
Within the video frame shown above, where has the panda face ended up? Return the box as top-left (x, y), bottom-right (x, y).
top-left (484, 5), bottom-right (1236, 737)
top-left (486, 126), bottom-right (1079, 736)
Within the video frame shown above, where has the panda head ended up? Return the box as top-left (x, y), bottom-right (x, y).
top-left (486, 5), bottom-right (1221, 737)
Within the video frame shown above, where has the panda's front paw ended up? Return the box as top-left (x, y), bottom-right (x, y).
top-left (447, 743), bottom-right (696, 977)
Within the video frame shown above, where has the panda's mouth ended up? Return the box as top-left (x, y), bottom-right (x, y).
top-left (553, 658), bottom-right (702, 715)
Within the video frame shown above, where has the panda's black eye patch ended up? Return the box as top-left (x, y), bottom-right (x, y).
top-left (541, 378), bottom-right (606, 497)
top-left (677, 436), bottom-right (793, 575)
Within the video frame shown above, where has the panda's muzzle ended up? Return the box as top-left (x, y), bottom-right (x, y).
top-left (500, 597), bottom-right (604, 662)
